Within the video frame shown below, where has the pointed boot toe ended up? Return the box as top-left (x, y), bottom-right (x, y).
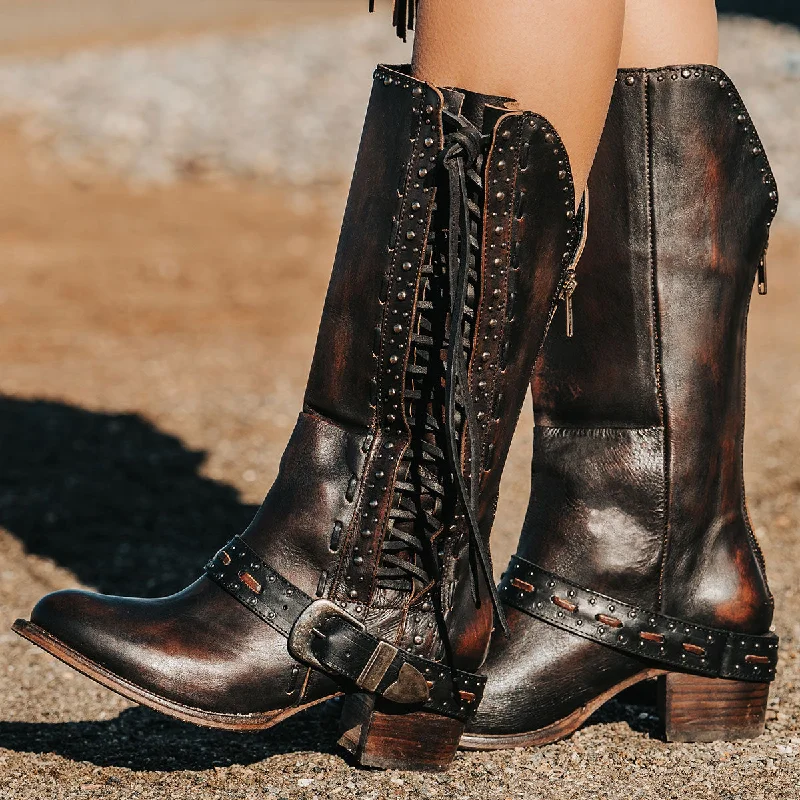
top-left (20, 579), bottom-right (338, 726)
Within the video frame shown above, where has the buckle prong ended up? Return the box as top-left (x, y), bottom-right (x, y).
top-left (288, 599), bottom-right (364, 672)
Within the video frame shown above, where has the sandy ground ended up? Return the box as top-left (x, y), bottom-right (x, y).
top-left (0, 7), bottom-right (799, 800)
top-left (0, 0), bottom-right (371, 58)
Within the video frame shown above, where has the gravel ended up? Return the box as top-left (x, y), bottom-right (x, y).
top-left (0, 14), bottom-right (797, 219)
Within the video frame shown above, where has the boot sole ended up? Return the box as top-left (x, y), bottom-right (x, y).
top-left (12, 618), bottom-right (340, 731)
top-left (460, 667), bottom-right (770, 749)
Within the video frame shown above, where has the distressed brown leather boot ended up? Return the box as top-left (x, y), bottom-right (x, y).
top-left (462, 65), bottom-right (780, 750)
top-left (13, 65), bottom-right (586, 770)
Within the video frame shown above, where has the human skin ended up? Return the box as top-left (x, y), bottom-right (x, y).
top-left (619, 0), bottom-right (718, 68)
top-left (409, 0), bottom-right (719, 202)
top-left (410, 0), bottom-right (626, 203)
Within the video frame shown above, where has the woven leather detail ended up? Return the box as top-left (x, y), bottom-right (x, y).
top-left (206, 536), bottom-right (485, 720)
top-left (501, 555), bottom-right (778, 683)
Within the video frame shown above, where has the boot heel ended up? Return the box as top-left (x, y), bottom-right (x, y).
top-left (338, 693), bottom-right (464, 771)
top-left (659, 672), bottom-right (769, 743)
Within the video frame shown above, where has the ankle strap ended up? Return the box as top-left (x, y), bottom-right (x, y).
top-left (205, 537), bottom-right (485, 721)
top-left (501, 556), bottom-right (778, 683)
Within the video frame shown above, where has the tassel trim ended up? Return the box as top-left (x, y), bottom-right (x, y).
top-left (369, 0), bottom-right (419, 42)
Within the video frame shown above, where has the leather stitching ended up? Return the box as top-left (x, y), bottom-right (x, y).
top-left (502, 555), bottom-right (778, 683)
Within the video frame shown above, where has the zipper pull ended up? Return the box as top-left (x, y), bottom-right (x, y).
top-left (758, 250), bottom-right (768, 296)
top-left (562, 271), bottom-right (578, 338)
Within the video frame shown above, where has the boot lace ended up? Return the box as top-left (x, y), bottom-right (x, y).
top-left (375, 109), bottom-right (508, 633)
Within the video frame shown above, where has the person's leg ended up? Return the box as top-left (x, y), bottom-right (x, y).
top-left (411, 0), bottom-right (626, 203)
top-left (619, 0), bottom-right (718, 67)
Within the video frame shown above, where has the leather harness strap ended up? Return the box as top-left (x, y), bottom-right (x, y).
top-left (501, 555), bottom-right (778, 683)
top-left (205, 536), bottom-right (485, 721)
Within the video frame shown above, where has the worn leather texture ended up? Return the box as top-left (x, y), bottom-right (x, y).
top-left (27, 64), bottom-right (581, 721)
top-left (469, 65), bottom-right (778, 737)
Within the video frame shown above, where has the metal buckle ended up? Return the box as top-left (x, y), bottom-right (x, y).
top-left (287, 599), bottom-right (429, 703)
top-left (287, 599), bottom-right (365, 672)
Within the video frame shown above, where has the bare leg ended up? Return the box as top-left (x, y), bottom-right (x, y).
top-left (619, 0), bottom-right (718, 67)
top-left (411, 0), bottom-right (626, 202)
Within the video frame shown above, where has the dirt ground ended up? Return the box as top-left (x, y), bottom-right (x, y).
top-left (0, 0), bottom-right (370, 58)
top-left (1, 6), bottom-right (799, 800)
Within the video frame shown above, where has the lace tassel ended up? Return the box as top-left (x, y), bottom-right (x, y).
top-left (369, 0), bottom-right (419, 42)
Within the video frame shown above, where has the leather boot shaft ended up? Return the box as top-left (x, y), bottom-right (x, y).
top-left (527, 66), bottom-right (778, 634)
top-left (247, 65), bottom-right (586, 672)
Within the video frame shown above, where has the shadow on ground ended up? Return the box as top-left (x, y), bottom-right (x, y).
top-left (0, 694), bottom-right (662, 771)
top-left (0, 395), bottom-right (259, 596)
top-left (0, 702), bottom-right (343, 771)
top-left (586, 679), bottom-right (663, 738)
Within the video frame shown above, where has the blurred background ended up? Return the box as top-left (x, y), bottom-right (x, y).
top-left (0, 3), bottom-right (798, 799)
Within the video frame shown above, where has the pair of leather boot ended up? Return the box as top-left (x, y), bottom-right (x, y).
top-left (13, 63), bottom-right (779, 772)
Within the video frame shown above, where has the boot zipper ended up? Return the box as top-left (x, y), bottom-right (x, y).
top-left (560, 188), bottom-right (590, 337)
top-left (758, 247), bottom-right (768, 296)
top-left (563, 270), bottom-right (577, 338)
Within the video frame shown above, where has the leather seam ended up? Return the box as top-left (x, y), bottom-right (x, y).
top-left (644, 72), bottom-right (671, 610)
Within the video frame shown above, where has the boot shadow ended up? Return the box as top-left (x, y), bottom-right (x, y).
top-left (0, 701), bottom-right (343, 771)
top-left (0, 395), bottom-right (260, 596)
top-left (582, 678), bottom-right (663, 738)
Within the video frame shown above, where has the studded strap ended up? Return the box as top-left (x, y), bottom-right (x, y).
top-left (501, 556), bottom-right (778, 683)
top-left (205, 537), bottom-right (485, 721)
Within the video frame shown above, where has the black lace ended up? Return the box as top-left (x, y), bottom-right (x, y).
top-left (375, 110), bottom-right (509, 635)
